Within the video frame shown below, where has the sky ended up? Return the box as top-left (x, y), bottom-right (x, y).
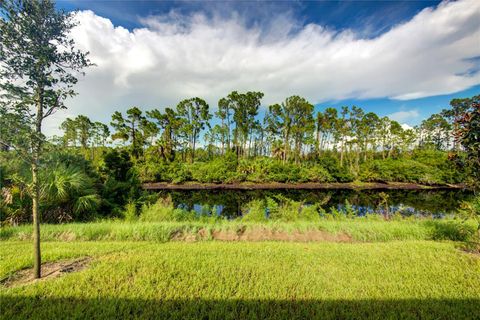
top-left (45, 0), bottom-right (480, 136)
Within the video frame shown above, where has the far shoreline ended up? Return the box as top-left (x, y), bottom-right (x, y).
top-left (142, 182), bottom-right (470, 191)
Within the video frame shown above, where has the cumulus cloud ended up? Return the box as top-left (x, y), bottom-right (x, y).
top-left (46, 0), bottom-right (480, 135)
top-left (387, 109), bottom-right (420, 123)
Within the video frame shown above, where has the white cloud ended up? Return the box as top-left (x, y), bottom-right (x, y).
top-left (46, 0), bottom-right (480, 135)
top-left (387, 109), bottom-right (420, 123)
top-left (401, 123), bottom-right (414, 131)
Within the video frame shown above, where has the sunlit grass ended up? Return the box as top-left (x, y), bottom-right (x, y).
top-left (1, 219), bottom-right (477, 243)
top-left (0, 240), bottom-right (479, 319)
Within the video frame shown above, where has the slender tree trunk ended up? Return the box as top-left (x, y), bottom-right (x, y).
top-left (31, 159), bottom-right (41, 279)
top-left (316, 128), bottom-right (321, 156)
top-left (32, 92), bottom-right (43, 279)
top-left (283, 129), bottom-right (290, 164)
top-left (192, 134), bottom-right (196, 163)
top-left (340, 139), bottom-right (344, 167)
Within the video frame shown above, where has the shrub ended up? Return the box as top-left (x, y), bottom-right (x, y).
top-left (241, 199), bottom-right (268, 222)
top-left (300, 166), bottom-right (333, 183)
top-left (265, 196), bottom-right (321, 222)
top-left (359, 159), bottom-right (445, 184)
top-left (139, 197), bottom-right (196, 222)
top-left (123, 202), bottom-right (138, 221)
top-left (316, 154), bottom-right (354, 182)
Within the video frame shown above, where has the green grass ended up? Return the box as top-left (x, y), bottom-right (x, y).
top-left (1, 219), bottom-right (477, 243)
top-left (0, 240), bottom-right (479, 319)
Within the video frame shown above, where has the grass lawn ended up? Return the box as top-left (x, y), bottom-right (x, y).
top-left (1, 240), bottom-right (479, 319)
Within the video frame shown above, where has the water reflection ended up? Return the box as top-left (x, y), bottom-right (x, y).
top-left (156, 189), bottom-right (473, 219)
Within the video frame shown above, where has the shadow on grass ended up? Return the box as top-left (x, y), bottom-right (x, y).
top-left (1, 296), bottom-right (479, 319)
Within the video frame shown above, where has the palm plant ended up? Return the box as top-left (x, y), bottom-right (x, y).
top-left (40, 164), bottom-right (100, 222)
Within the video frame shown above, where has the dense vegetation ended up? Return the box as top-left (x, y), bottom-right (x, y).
top-left (51, 95), bottom-right (479, 187)
top-left (1, 94), bottom-right (479, 225)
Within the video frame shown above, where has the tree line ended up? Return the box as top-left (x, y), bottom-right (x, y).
top-left (57, 92), bottom-right (477, 172)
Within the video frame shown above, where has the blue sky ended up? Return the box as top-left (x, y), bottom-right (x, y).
top-left (57, 0), bottom-right (440, 34)
top-left (44, 0), bottom-right (480, 134)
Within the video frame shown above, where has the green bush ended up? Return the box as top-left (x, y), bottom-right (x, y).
top-left (316, 154), bottom-right (354, 182)
top-left (140, 197), bottom-right (197, 222)
top-left (359, 158), bottom-right (445, 184)
top-left (241, 199), bottom-right (268, 222)
top-left (264, 196), bottom-right (321, 222)
top-left (123, 202), bottom-right (138, 222)
top-left (303, 166), bottom-right (333, 183)
top-left (238, 158), bottom-right (332, 183)
top-left (190, 153), bottom-right (238, 183)
top-left (412, 150), bottom-right (465, 183)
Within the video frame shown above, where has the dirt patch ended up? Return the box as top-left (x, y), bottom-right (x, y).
top-left (211, 228), bottom-right (352, 242)
top-left (1, 257), bottom-right (92, 288)
top-left (169, 228), bottom-right (352, 243)
top-left (197, 228), bottom-right (209, 239)
top-left (171, 230), bottom-right (199, 242)
top-left (58, 231), bottom-right (77, 241)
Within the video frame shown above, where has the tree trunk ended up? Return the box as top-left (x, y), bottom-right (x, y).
top-left (316, 129), bottom-right (321, 156)
top-left (32, 92), bottom-right (43, 279)
top-left (192, 133), bottom-right (196, 163)
top-left (340, 139), bottom-right (344, 167)
top-left (283, 129), bottom-right (290, 164)
top-left (31, 158), bottom-right (41, 279)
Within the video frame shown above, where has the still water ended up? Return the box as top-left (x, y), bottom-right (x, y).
top-left (155, 188), bottom-right (473, 219)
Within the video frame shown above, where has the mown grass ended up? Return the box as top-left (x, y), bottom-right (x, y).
top-left (0, 219), bottom-right (477, 243)
top-left (0, 240), bottom-right (479, 319)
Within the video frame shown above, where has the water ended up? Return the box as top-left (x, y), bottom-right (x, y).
top-left (155, 188), bottom-right (474, 219)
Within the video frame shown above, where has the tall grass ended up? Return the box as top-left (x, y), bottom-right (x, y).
top-left (1, 219), bottom-right (476, 243)
top-left (2, 196), bottom-right (477, 243)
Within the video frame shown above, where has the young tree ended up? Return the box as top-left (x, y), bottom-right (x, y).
top-left (268, 96), bottom-right (314, 163)
top-left (216, 97), bottom-right (233, 153)
top-left (60, 118), bottom-right (78, 147)
top-left (111, 107), bottom-right (145, 158)
top-left (452, 95), bottom-right (480, 186)
top-left (92, 121), bottom-right (110, 148)
top-left (221, 91), bottom-right (264, 157)
top-left (336, 106), bottom-right (351, 166)
top-left (359, 112), bottom-right (380, 161)
top-left (0, 0), bottom-right (91, 278)
top-left (316, 107), bottom-right (338, 153)
top-left (176, 97), bottom-right (211, 162)
top-left (420, 114), bottom-right (451, 150)
top-left (75, 115), bottom-right (93, 150)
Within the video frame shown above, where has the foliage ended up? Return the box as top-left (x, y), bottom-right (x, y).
top-left (190, 152), bottom-right (239, 183)
top-left (0, 151), bottom-right (102, 224)
top-left (359, 158), bottom-right (457, 185)
top-left (316, 154), bottom-right (354, 182)
top-left (458, 194), bottom-right (480, 241)
top-left (99, 149), bottom-right (140, 215)
top-left (139, 197), bottom-right (197, 222)
top-left (0, 0), bottom-right (92, 278)
top-left (241, 199), bottom-right (268, 222)
top-left (452, 95), bottom-right (480, 186)
top-left (176, 97), bottom-right (212, 162)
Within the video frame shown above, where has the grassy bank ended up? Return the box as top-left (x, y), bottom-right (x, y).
top-left (1, 219), bottom-right (477, 243)
top-left (1, 240), bottom-right (479, 319)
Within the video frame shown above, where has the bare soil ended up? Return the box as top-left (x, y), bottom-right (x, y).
top-left (1, 257), bottom-right (92, 288)
top-left (171, 228), bottom-right (352, 243)
top-left (143, 181), bottom-right (466, 190)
